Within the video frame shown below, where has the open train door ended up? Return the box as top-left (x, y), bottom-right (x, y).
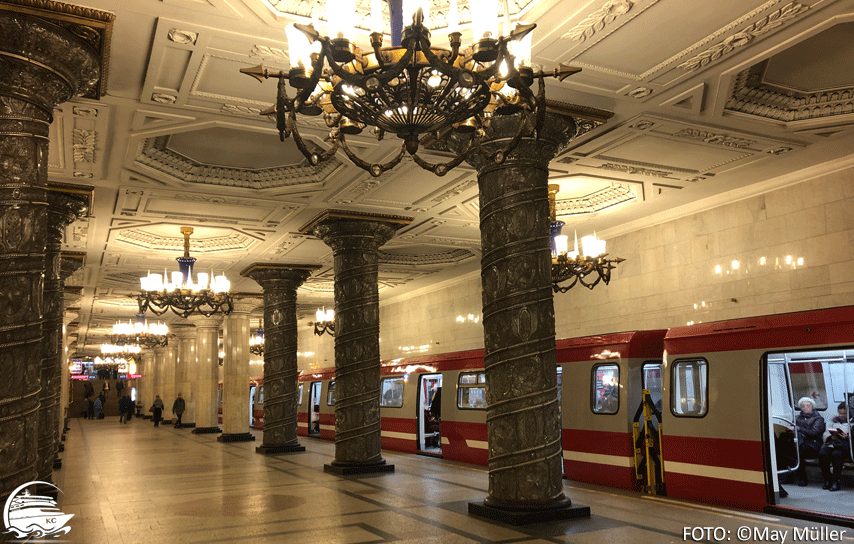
top-left (417, 374), bottom-right (442, 455)
top-left (309, 381), bottom-right (321, 435)
top-left (766, 356), bottom-right (799, 503)
top-left (633, 363), bottom-right (665, 495)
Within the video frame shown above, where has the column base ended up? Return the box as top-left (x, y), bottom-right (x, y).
top-left (58, 444), bottom-right (65, 452)
top-left (161, 418), bottom-right (172, 425)
top-left (468, 500), bottom-right (590, 526)
top-left (53, 458), bottom-right (62, 470)
top-left (142, 415), bottom-right (152, 420)
top-left (324, 460), bottom-right (395, 476)
top-left (174, 422), bottom-right (196, 429)
top-left (256, 444), bottom-right (306, 455)
top-left (192, 426), bottom-right (222, 434)
top-left (217, 432), bottom-right (256, 443)
top-left (61, 434), bottom-right (66, 441)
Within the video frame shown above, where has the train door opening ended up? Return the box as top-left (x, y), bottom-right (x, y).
top-left (765, 349), bottom-right (853, 520)
top-left (418, 373), bottom-right (442, 455)
top-left (249, 383), bottom-right (257, 428)
top-left (309, 381), bottom-right (321, 435)
top-left (633, 362), bottom-right (665, 495)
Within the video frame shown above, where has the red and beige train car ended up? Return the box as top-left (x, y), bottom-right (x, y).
top-left (246, 306), bottom-right (854, 524)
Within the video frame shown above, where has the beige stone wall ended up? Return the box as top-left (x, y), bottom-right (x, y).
top-left (297, 164), bottom-right (854, 370)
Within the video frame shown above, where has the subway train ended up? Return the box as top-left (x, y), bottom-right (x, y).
top-left (244, 305), bottom-right (854, 523)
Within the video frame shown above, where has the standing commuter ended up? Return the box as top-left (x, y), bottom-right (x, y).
top-left (172, 393), bottom-right (185, 428)
top-left (151, 395), bottom-right (164, 427)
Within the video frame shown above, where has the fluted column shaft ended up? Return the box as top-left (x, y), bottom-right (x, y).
top-left (174, 327), bottom-right (196, 426)
top-left (38, 193), bottom-right (87, 479)
top-left (218, 300), bottom-right (256, 442)
top-left (242, 264), bottom-right (318, 453)
top-left (0, 10), bottom-right (99, 498)
top-left (310, 218), bottom-right (404, 473)
top-left (161, 345), bottom-right (177, 422)
top-left (462, 113), bottom-right (589, 522)
top-left (189, 316), bottom-right (222, 433)
top-left (139, 351), bottom-right (154, 415)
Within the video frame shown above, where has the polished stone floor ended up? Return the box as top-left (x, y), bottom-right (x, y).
top-left (53, 417), bottom-right (854, 544)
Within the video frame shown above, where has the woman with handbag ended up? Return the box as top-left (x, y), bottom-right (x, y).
top-left (150, 395), bottom-right (164, 427)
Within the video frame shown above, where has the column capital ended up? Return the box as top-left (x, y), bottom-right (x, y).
top-left (188, 314), bottom-right (223, 330)
top-left (299, 210), bottom-right (412, 253)
top-left (462, 112), bottom-right (580, 175)
top-left (240, 263), bottom-right (320, 290)
top-left (230, 296), bottom-right (261, 316)
top-left (172, 324), bottom-right (197, 340)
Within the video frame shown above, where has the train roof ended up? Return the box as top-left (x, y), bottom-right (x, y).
top-left (555, 330), bottom-right (667, 362)
top-left (664, 305), bottom-right (854, 355)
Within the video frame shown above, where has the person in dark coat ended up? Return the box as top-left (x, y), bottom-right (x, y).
top-left (86, 394), bottom-right (95, 420)
top-left (151, 395), bottom-right (165, 427)
top-left (818, 402), bottom-right (850, 491)
top-left (791, 396), bottom-right (826, 486)
top-left (172, 393), bottom-right (185, 428)
top-left (118, 394), bottom-right (131, 424)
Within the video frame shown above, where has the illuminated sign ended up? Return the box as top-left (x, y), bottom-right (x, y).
top-left (128, 374), bottom-right (142, 379)
top-left (70, 360), bottom-right (83, 374)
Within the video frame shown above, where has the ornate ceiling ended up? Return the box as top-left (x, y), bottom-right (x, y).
top-left (37, 0), bottom-right (854, 355)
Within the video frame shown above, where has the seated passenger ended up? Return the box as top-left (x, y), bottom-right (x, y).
top-left (818, 402), bottom-right (851, 492)
top-left (791, 397), bottom-right (826, 486)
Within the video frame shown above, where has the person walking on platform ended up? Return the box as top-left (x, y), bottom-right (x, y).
top-left (172, 393), bottom-right (185, 428)
top-left (94, 394), bottom-right (104, 419)
top-left (86, 394), bottom-right (95, 420)
top-left (118, 393), bottom-right (131, 424)
top-left (151, 395), bottom-right (164, 427)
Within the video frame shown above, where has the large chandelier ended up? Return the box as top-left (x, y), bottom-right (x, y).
top-left (138, 227), bottom-right (233, 318)
top-left (240, 0), bottom-right (579, 177)
top-left (311, 307), bottom-right (335, 337)
top-left (112, 313), bottom-right (169, 348)
top-left (549, 185), bottom-right (624, 293)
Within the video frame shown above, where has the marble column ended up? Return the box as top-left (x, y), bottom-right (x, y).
top-left (190, 315), bottom-right (223, 434)
top-left (139, 351), bottom-right (154, 418)
top-left (218, 299), bottom-right (257, 442)
top-left (151, 346), bottom-right (166, 419)
top-left (173, 325), bottom-right (196, 428)
top-left (38, 190), bottom-right (89, 478)
top-left (160, 344), bottom-right (177, 424)
top-left (242, 263), bottom-right (320, 454)
top-left (0, 6), bottom-right (104, 499)
top-left (300, 211), bottom-right (411, 475)
top-left (462, 113), bottom-right (590, 524)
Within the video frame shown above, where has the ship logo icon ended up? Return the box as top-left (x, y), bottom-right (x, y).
top-left (3, 481), bottom-right (73, 539)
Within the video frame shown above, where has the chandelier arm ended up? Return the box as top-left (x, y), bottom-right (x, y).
top-left (410, 137), bottom-right (474, 176)
top-left (338, 131), bottom-right (406, 177)
top-left (534, 72), bottom-right (546, 138)
top-left (418, 40), bottom-right (463, 81)
top-left (285, 107), bottom-right (338, 165)
top-left (473, 106), bottom-right (531, 164)
top-left (277, 76), bottom-right (292, 140)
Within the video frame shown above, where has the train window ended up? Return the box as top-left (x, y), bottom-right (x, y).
top-left (458, 372), bottom-right (487, 409)
top-left (592, 364), bottom-right (620, 414)
top-left (298, 383), bottom-right (303, 405)
top-left (671, 359), bottom-right (707, 417)
top-left (327, 381), bottom-right (336, 406)
top-left (381, 377), bottom-right (405, 408)
top-left (642, 362), bottom-right (663, 411)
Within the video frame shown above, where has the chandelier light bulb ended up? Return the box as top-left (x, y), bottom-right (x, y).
top-left (510, 23), bottom-right (532, 68)
top-left (326, 0), bottom-right (355, 39)
top-left (554, 235), bottom-right (568, 256)
top-left (402, 0), bottom-right (430, 26)
top-left (286, 24), bottom-right (314, 73)
top-left (471, 0), bottom-right (498, 39)
top-left (370, 0), bottom-right (384, 33)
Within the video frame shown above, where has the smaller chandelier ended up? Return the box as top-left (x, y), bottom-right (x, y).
top-left (249, 326), bottom-right (264, 356)
top-left (138, 227), bottom-right (234, 318)
top-left (311, 307), bottom-right (335, 337)
top-left (112, 313), bottom-right (169, 348)
top-left (549, 185), bottom-right (624, 293)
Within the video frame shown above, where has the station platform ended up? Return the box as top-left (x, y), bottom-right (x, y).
top-left (53, 418), bottom-right (854, 544)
